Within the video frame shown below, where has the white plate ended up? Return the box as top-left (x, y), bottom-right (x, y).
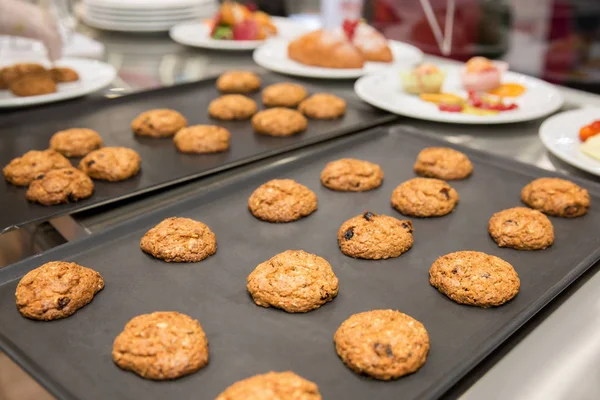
top-left (83, 14), bottom-right (191, 32)
top-left (0, 58), bottom-right (116, 109)
top-left (85, 0), bottom-right (206, 10)
top-left (252, 39), bottom-right (423, 79)
top-left (539, 108), bottom-right (600, 176)
top-left (86, 5), bottom-right (208, 18)
top-left (354, 66), bottom-right (564, 124)
top-left (169, 17), bottom-right (306, 51)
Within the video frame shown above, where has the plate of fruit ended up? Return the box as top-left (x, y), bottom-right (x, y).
top-left (539, 108), bottom-right (600, 176)
top-left (169, 1), bottom-right (303, 50)
top-left (354, 57), bottom-right (564, 124)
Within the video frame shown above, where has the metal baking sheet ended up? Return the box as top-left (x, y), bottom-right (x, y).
top-left (0, 74), bottom-right (396, 233)
top-left (1, 126), bottom-right (599, 400)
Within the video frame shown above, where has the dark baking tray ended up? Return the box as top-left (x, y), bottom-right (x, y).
top-left (1, 126), bottom-right (599, 400)
top-left (0, 73), bottom-right (396, 233)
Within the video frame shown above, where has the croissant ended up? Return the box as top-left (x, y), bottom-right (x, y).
top-left (288, 30), bottom-right (365, 69)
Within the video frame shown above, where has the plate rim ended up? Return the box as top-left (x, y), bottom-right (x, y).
top-left (354, 67), bottom-right (564, 124)
top-left (539, 107), bottom-right (600, 176)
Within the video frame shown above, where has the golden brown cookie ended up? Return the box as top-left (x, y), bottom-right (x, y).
top-left (334, 310), bottom-right (429, 380)
top-left (521, 177), bottom-right (590, 218)
top-left (79, 147), bottom-right (141, 182)
top-left (262, 83), bottom-right (308, 108)
top-left (1, 63), bottom-right (47, 88)
top-left (248, 179), bottom-right (318, 223)
top-left (49, 128), bottom-right (103, 157)
top-left (131, 109), bottom-right (187, 138)
top-left (3, 149), bottom-right (71, 186)
top-left (252, 108), bottom-right (307, 137)
top-left (489, 207), bottom-right (554, 250)
top-left (338, 212), bottom-right (414, 260)
top-left (140, 217), bottom-right (217, 262)
top-left (298, 93), bottom-right (346, 119)
top-left (9, 74), bottom-right (57, 97)
top-left (320, 158), bottom-right (383, 192)
top-left (216, 71), bottom-right (261, 93)
top-left (429, 251), bottom-right (520, 308)
top-left (247, 250), bottom-right (339, 313)
top-left (26, 167), bottom-right (94, 206)
top-left (173, 125), bottom-right (231, 154)
top-left (216, 371), bottom-right (322, 400)
top-left (391, 178), bottom-right (459, 217)
top-left (15, 261), bottom-right (104, 321)
top-left (209, 95), bottom-right (258, 120)
top-left (414, 147), bottom-right (474, 180)
top-left (49, 67), bottom-right (79, 82)
top-left (112, 311), bottom-right (209, 380)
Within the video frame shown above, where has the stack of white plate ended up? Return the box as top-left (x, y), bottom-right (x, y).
top-left (82, 0), bottom-right (217, 33)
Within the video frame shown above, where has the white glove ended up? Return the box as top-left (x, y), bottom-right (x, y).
top-left (0, 0), bottom-right (62, 61)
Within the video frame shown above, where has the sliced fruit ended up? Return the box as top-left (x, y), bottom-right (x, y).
top-left (212, 25), bottom-right (233, 40)
top-left (232, 19), bottom-right (259, 40)
top-left (420, 93), bottom-right (463, 105)
top-left (580, 134), bottom-right (600, 161)
top-left (487, 83), bottom-right (526, 97)
top-left (579, 125), bottom-right (599, 142)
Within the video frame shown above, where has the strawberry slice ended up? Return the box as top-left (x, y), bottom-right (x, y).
top-left (233, 19), bottom-right (259, 40)
top-left (342, 19), bottom-right (360, 41)
top-left (210, 12), bottom-right (222, 36)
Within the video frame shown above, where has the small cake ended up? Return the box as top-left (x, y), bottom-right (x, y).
top-left (401, 63), bottom-right (446, 94)
top-left (461, 57), bottom-right (507, 92)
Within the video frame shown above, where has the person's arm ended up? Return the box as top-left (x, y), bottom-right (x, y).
top-left (0, 0), bottom-right (62, 61)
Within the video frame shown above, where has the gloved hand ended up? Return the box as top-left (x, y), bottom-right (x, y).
top-left (0, 0), bottom-right (62, 61)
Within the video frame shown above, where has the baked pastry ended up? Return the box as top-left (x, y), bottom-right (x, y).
top-left (140, 217), bottom-right (217, 262)
top-left (262, 82), bottom-right (307, 107)
top-left (248, 179), bottom-right (317, 223)
top-left (10, 74), bottom-right (56, 97)
top-left (298, 93), bottom-right (346, 119)
top-left (112, 311), bottom-right (209, 380)
top-left (391, 178), bottom-right (459, 217)
top-left (26, 168), bottom-right (94, 206)
top-left (0, 63), bottom-right (47, 88)
top-left (209, 95), bottom-right (258, 120)
top-left (247, 250), bottom-right (339, 313)
top-left (414, 147), bottom-right (473, 180)
top-left (49, 128), bottom-right (103, 157)
top-left (216, 371), bottom-right (322, 400)
top-left (252, 108), bottom-right (307, 137)
top-left (49, 67), bottom-right (79, 82)
top-left (320, 158), bottom-right (383, 191)
top-left (79, 147), bottom-right (141, 182)
top-left (489, 207), bottom-right (554, 250)
top-left (131, 109), bottom-right (187, 138)
top-left (521, 177), bottom-right (590, 218)
top-left (349, 20), bottom-right (394, 62)
top-left (429, 251), bottom-right (520, 307)
top-left (334, 310), bottom-right (429, 380)
top-left (3, 149), bottom-right (71, 186)
top-left (338, 211), bottom-right (414, 260)
top-left (174, 125), bottom-right (231, 153)
top-left (288, 29), bottom-right (365, 69)
top-left (216, 71), bottom-right (261, 93)
top-left (15, 261), bottom-right (104, 320)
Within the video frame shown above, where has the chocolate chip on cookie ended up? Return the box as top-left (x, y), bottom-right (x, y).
top-left (414, 147), bottom-right (473, 180)
top-left (49, 128), bottom-right (103, 157)
top-left (429, 251), bottom-right (520, 307)
top-left (3, 149), bottom-right (71, 186)
top-left (26, 167), bottom-right (94, 206)
top-left (209, 94), bottom-right (258, 120)
top-left (216, 71), bottom-right (261, 93)
top-left (173, 125), bottom-right (231, 154)
top-left (15, 261), bottom-right (104, 321)
top-left (140, 217), bottom-right (217, 262)
top-left (320, 158), bottom-right (383, 192)
top-left (262, 82), bottom-right (308, 107)
top-left (338, 212), bottom-right (414, 260)
top-left (112, 311), bottom-right (209, 380)
top-left (334, 310), bottom-right (430, 380)
top-left (521, 177), bottom-right (590, 218)
top-left (79, 147), bottom-right (141, 182)
top-left (298, 93), bottom-right (346, 119)
top-left (131, 109), bottom-right (187, 138)
top-left (247, 250), bottom-right (339, 313)
top-left (216, 371), bottom-right (322, 400)
top-left (248, 179), bottom-right (318, 223)
top-left (252, 108), bottom-right (307, 137)
top-left (391, 177), bottom-right (459, 217)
